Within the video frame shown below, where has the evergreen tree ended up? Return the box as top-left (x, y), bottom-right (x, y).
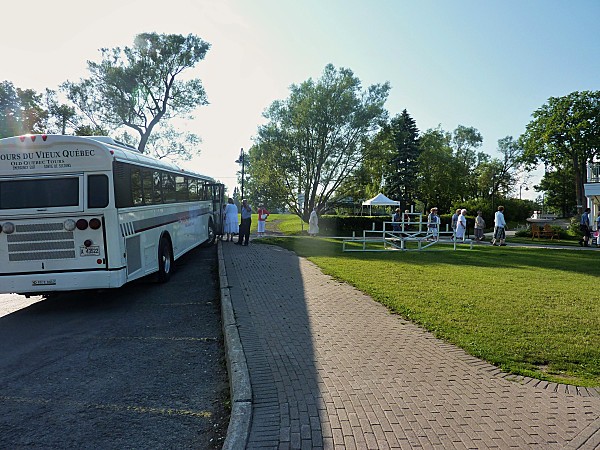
top-left (385, 110), bottom-right (420, 206)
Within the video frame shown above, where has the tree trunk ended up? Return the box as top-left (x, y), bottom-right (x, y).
top-left (573, 157), bottom-right (586, 215)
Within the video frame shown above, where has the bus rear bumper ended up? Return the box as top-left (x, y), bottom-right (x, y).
top-left (0, 269), bottom-right (128, 295)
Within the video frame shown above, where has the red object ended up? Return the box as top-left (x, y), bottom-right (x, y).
top-left (257, 208), bottom-right (269, 221)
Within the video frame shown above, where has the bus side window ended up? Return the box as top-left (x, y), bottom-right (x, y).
top-left (131, 168), bottom-right (143, 206)
top-left (114, 162), bottom-right (133, 208)
top-left (189, 179), bottom-right (198, 201)
top-left (200, 182), bottom-right (208, 201)
top-left (88, 174), bottom-right (109, 208)
top-left (153, 171), bottom-right (163, 204)
top-left (142, 168), bottom-right (154, 205)
top-left (163, 173), bottom-right (176, 203)
top-left (176, 175), bottom-right (188, 202)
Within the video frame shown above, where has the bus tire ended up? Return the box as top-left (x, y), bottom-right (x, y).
top-left (157, 237), bottom-right (174, 283)
top-left (202, 220), bottom-right (216, 247)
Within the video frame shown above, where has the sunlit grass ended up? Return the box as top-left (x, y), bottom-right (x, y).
top-left (263, 213), bottom-right (306, 235)
top-left (259, 236), bottom-right (600, 387)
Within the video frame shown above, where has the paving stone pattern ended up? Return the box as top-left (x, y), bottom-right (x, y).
top-left (222, 242), bottom-right (600, 449)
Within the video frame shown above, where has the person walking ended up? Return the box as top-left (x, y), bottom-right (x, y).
top-left (455, 209), bottom-right (467, 241)
top-left (579, 207), bottom-right (591, 247)
top-left (427, 207), bottom-right (440, 241)
top-left (392, 208), bottom-right (401, 232)
top-left (237, 199), bottom-right (252, 246)
top-left (223, 198), bottom-right (239, 242)
top-left (491, 205), bottom-right (507, 246)
top-left (451, 208), bottom-right (461, 240)
top-left (474, 210), bottom-right (485, 241)
top-left (257, 204), bottom-right (269, 237)
top-left (308, 207), bottom-right (319, 236)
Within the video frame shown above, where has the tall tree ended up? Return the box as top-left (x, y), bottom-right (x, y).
top-left (114, 125), bottom-right (201, 161)
top-left (45, 89), bottom-right (79, 135)
top-left (416, 127), bottom-right (461, 213)
top-left (250, 64), bottom-right (390, 220)
top-left (337, 132), bottom-right (391, 206)
top-left (384, 110), bottom-right (420, 206)
top-left (536, 165), bottom-right (577, 217)
top-left (493, 136), bottom-right (524, 197)
top-left (450, 125), bottom-right (483, 200)
top-left (0, 81), bottom-right (47, 138)
top-left (63, 32), bottom-right (210, 154)
top-left (520, 91), bottom-right (600, 213)
top-left (244, 143), bottom-right (289, 210)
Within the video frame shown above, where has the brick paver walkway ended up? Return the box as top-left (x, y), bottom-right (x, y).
top-left (222, 241), bottom-right (600, 449)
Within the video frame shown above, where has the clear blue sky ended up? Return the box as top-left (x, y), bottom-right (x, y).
top-left (2, 0), bottom-right (599, 200)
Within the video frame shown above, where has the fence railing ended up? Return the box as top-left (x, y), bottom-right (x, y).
top-left (588, 163), bottom-right (600, 183)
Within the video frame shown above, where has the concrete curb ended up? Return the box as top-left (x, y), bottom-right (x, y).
top-left (218, 241), bottom-right (252, 450)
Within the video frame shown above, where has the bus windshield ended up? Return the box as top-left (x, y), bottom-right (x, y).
top-left (0, 177), bottom-right (79, 209)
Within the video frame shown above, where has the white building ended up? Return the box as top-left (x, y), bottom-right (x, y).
top-left (584, 164), bottom-right (600, 217)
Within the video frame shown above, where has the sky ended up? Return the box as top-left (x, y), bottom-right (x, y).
top-left (2, 0), bottom-right (600, 201)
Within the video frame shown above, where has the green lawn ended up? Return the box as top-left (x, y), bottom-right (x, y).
top-left (257, 234), bottom-right (600, 387)
top-left (262, 213), bottom-right (307, 235)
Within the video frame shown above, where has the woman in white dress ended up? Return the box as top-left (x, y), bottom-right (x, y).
top-left (224, 198), bottom-right (239, 242)
top-left (308, 207), bottom-right (319, 236)
top-left (455, 208), bottom-right (467, 241)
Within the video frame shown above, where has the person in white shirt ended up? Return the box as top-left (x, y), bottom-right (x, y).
top-left (491, 205), bottom-right (507, 246)
top-left (455, 209), bottom-right (467, 241)
top-left (451, 208), bottom-right (460, 239)
top-left (308, 207), bottom-right (319, 236)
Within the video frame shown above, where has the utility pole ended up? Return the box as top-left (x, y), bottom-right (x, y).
top-left (235, 148), bottom-right (245, 199)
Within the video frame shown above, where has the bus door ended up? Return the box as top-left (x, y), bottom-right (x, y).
top-left (207, 183), bottom-right (225, 236)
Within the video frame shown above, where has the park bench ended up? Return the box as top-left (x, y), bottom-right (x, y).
top-left (531, 223), bottom-right (559, 241)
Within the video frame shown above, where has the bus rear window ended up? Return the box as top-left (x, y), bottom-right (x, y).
top-left (88, 174), bottom-right (109, 208)
top-left (0, 178), bottom-right (79, 209)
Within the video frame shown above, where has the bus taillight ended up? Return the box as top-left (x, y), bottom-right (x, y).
top-left (76, 219), bottom-right (88, 230)
top-left (89, 218), bottom-right (101, 230)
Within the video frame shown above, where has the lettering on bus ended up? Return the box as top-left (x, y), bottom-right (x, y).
top-left (1, 148), bottom-right (96, 171)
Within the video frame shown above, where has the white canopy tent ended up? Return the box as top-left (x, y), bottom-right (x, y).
top-left (361, 193), bottom-right (400, 215)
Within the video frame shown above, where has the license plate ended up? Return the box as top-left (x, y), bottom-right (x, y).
top-left (32, 279), bottom-right (56, 286)
top-left (80, 246), bottom-right (100, 256)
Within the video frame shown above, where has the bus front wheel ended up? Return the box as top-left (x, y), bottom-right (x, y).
top-left (157, 237), bottom-right (174, 283)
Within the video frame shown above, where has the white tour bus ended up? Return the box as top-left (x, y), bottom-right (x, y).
top-left (0, 134), bottom-right (224, 295)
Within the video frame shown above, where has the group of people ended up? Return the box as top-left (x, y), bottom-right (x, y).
top-left (223, 198), bottom-right (270, 246)
top-left (424, 206), bottom-right (507, 245)
top-left (578, 207), bottom-right (600, 247)
top-left (222, 199), bottom-right (320, 245)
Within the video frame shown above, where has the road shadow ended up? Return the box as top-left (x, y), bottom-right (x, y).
top-left (0, 245), bottom-right (229, 449)
top-left (222, 241), bottom-right (322, 447)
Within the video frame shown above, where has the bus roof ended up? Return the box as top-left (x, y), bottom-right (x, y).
top-left (0, 134), bottom-right (215, 182)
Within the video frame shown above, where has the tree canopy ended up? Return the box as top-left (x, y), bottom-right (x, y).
top-left (249, 64), bottom-right (390, 220)
top-left (383, 110), bottom-right (420, 207)
top-left (520, 90), bottom-right (600, 213)
top-left (0, 81), bottom-right (47, 138)
top-left (63, 32), bottom-right (210, 154)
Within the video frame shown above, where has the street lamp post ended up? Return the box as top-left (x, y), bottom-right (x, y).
top-left (519, 183), bottom-right (528, 200)
top-left (235, 148), bottom-right (245, 200)
top-left (491, 173), bottom-right (495, 213)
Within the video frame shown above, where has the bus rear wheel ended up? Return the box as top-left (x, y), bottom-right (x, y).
top-left (157, 237), bottom-right (173, 283)
top-left (202, 220), bottom-right (216, 247)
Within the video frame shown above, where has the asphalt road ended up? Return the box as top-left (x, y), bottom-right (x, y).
top-left (0, 245), bottom-right (229, 449)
